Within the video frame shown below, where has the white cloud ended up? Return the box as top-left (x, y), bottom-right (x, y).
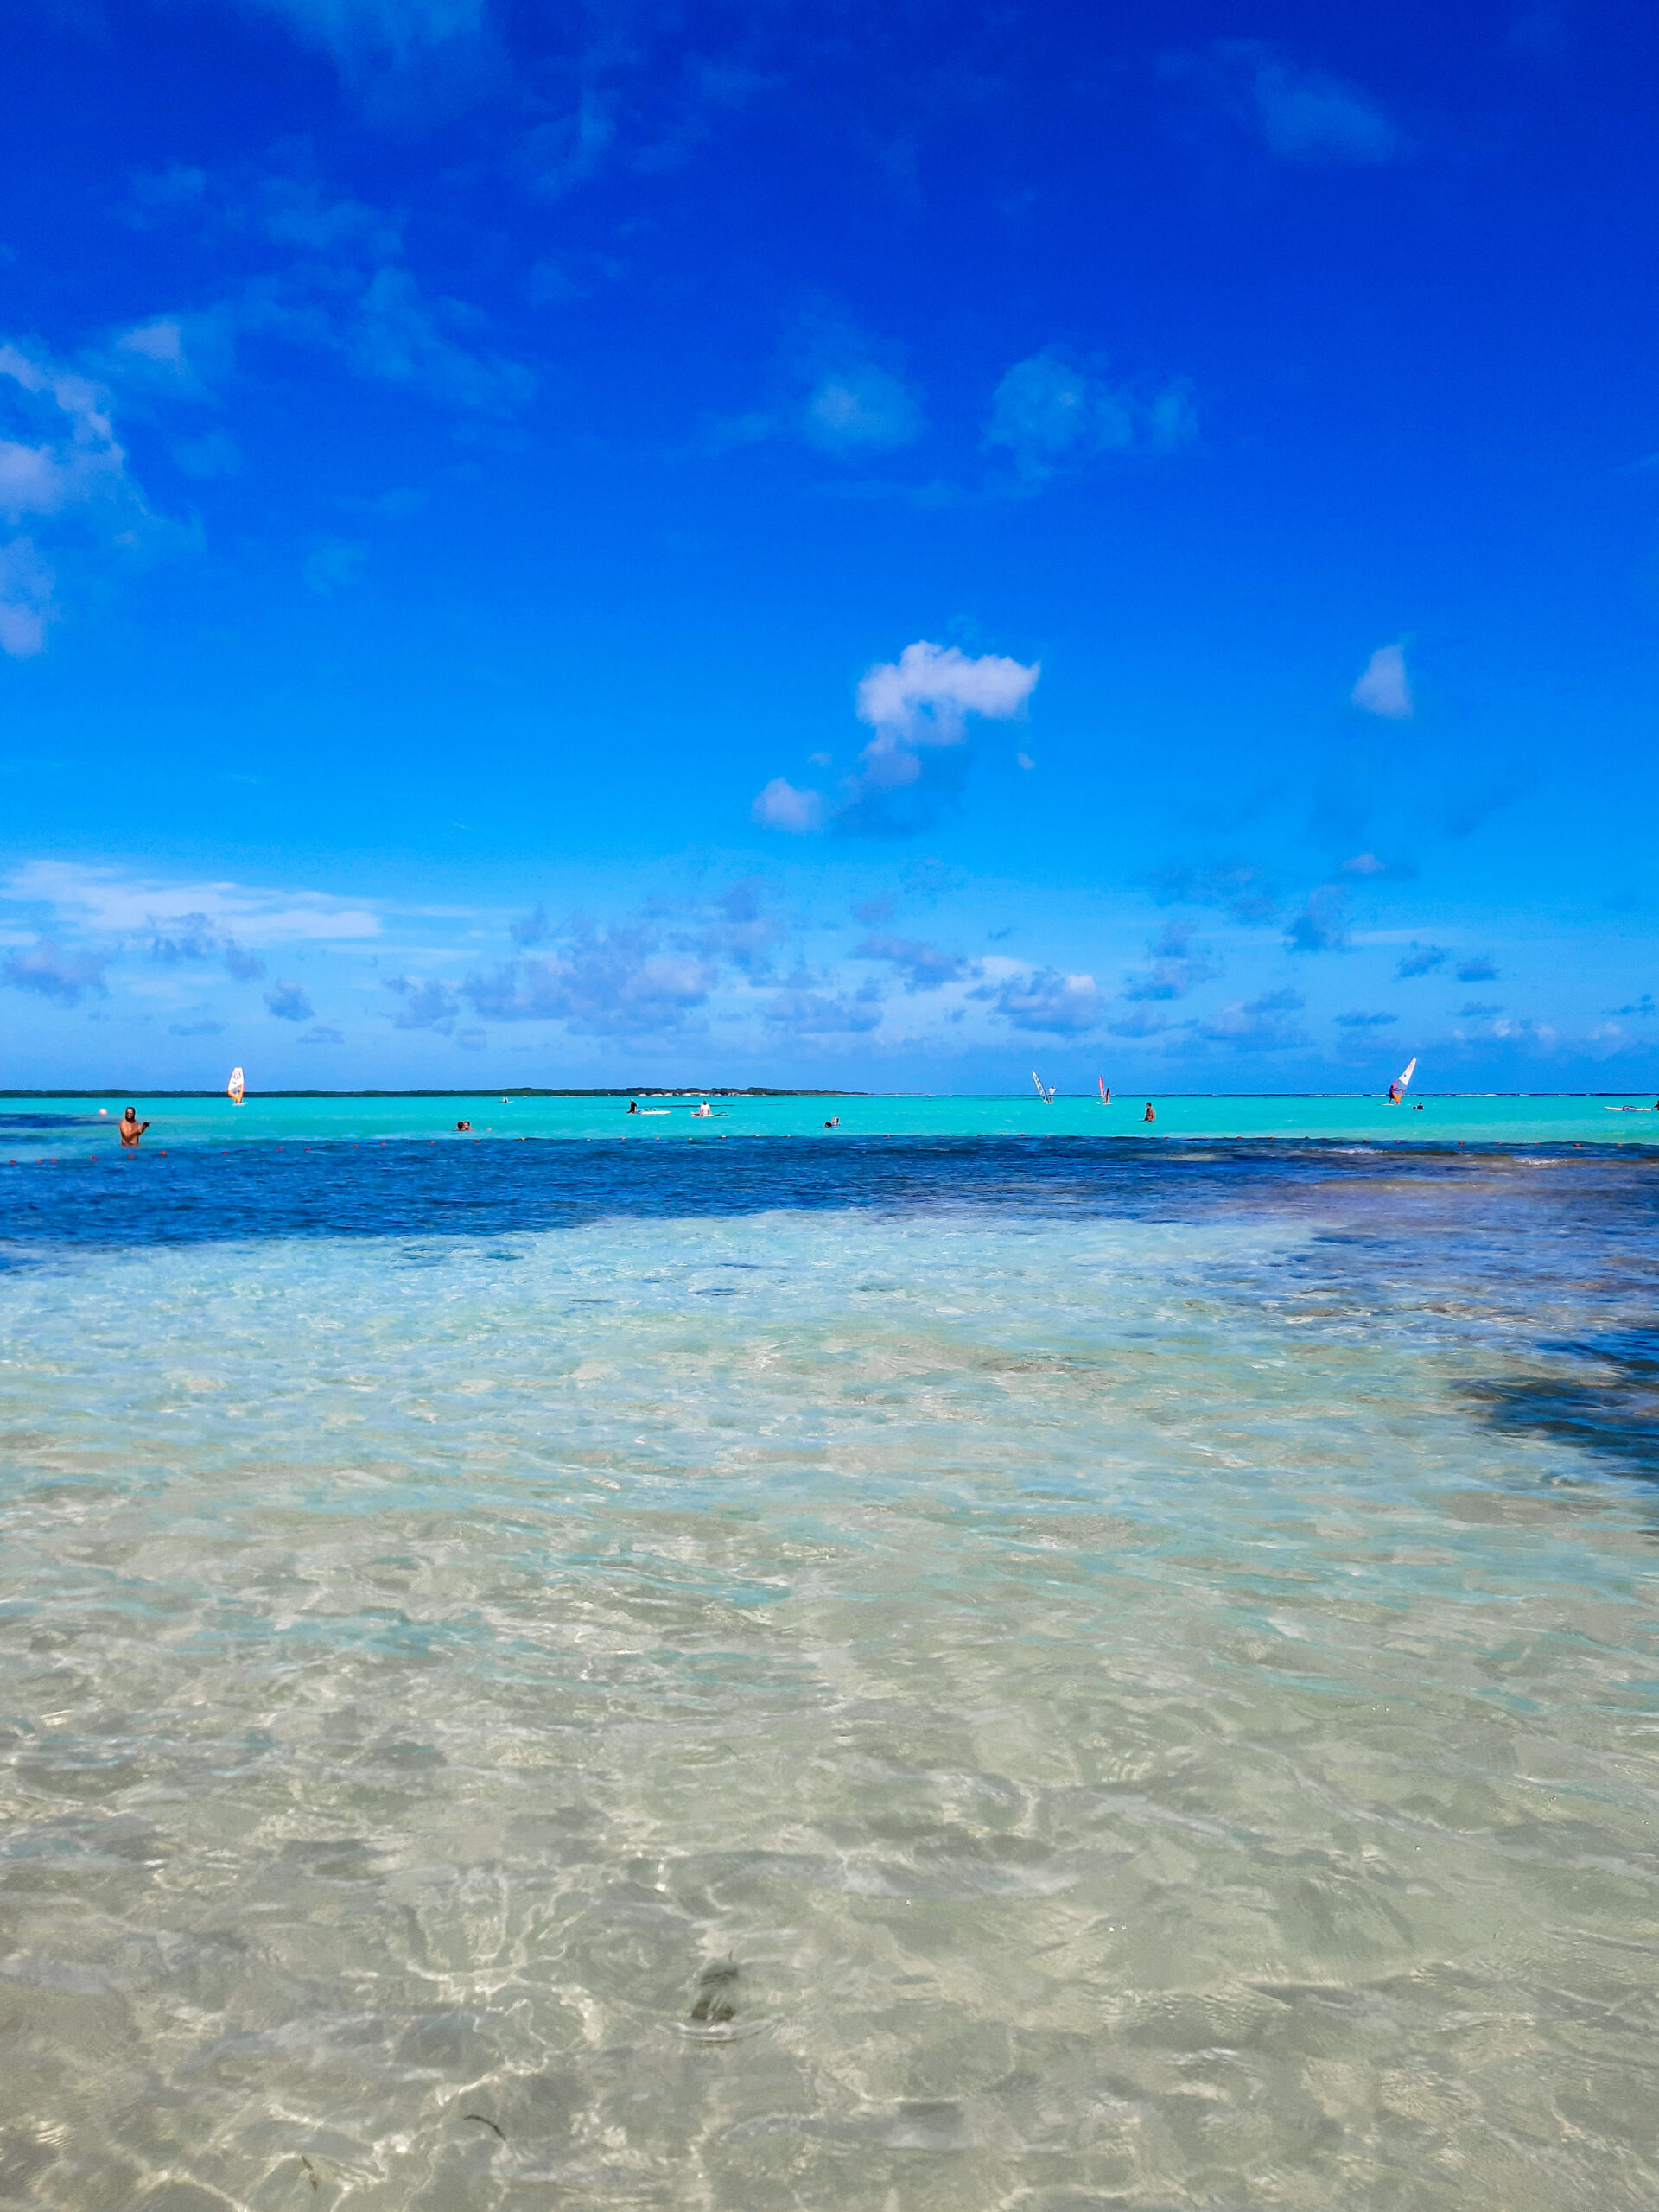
top-left (986, 348), bottom-right (1194, 482)
top-left (4, 860), bottom-right (383, 944)
top-left (752, 777), bottom-right (825, 833)
top-left (855, 639), bottom-right (1039, 786)
top-left (1351, 642), bottom-right (1413, 719)
top-left (752, 642), bottom-right (1041, 838)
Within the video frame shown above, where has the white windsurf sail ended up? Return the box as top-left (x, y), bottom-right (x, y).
top-left (1032, 1071), bottom-right (1054, 1103)
top-left (1395, 1057), bottom-right (1417, 1092)
top-left (227, 1066), bottom-right (245, 1105)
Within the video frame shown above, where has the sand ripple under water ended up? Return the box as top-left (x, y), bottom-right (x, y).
top-left (1, 1141), bottom-right (1656, 2209)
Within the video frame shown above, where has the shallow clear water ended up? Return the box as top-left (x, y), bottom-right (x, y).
top-left (3, 1086), bottom-right (1659, 1160)
top-left (1, 1139), bottom-right (1656, 2210)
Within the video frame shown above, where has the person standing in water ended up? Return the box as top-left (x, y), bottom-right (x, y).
top-left (118, 1107), bottom-right (149, 1147)
top-left (1143, 1102), bottom-right (1156, 1122)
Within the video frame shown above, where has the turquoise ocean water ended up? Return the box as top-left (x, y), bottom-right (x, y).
top-left (3, 1088), bottom-right (1659, 1155)
top-left (1, 1101), bottom-right (1656, 2208)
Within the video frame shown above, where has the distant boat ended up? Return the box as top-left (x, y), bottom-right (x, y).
top-left (1032, 1071), bottom-right (1056, 1103)
top-left (1388, 1055), bottom-right (1417, 1103)
top-left (1097, 1077), bottom-right (1110, 1104)
top-left (227, 1065), bottom-right (245, 1106)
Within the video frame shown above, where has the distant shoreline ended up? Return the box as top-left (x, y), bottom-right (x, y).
top-left (1, 1089), bottom-right (1651, 1103)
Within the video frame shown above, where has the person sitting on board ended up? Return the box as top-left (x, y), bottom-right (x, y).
top-left (1143, 1102), bottom-right (1156, 1122)
top-left (119, 1107), bottom-right (149, 1147)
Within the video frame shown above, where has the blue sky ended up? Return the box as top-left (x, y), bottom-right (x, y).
top-left (2, 0), bottom-right (1656, 1090)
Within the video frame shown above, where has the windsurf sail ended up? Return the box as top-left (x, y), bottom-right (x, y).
top-left (1388, 1055), bottom-right (1416, 1102)
top-left (1032, 1071), bottom-right (1055, 1103)
top-left (1097, 1077), bottom-right (1110, 1104)
top-left (227, 1065), bottom-right (245, 1105)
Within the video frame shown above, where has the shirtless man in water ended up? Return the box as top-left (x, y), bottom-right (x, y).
top-left (118, 1107), bottom-right (149, 1147)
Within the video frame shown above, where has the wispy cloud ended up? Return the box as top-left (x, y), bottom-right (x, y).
top-left (1456, 956), bottom-right (1498, 982)
top-left (1396, 942), bottom-right (1448, 978)
top-left (1285, 888), bottom-right (1349, 953)
top-left (1147, 857), bottom-right (1280, 926)
top-left (694, 880), bottom-right (788, 976)
top-left (804, 361), bottom-right (922, 455)
top-left (1167, 43), bottom-right (1410, 168)
top-left (763, 976), bottom-right (885, 1035)
top-left (0, 340), bottom-right (165, 653)
top-left (2, 938), bottom-right (111, 1006)
top-left (854, 932), bottom-right (972, 993)
top-left (228, 0), bottom-right (491, 77)
top-left (1193, 988), bottom-right (1308, 1048)
top-left (714, 310), bottom-right (923, 461)
top-left (265, 980), bottom-right (315, 1021)
top-left (304, 538), bottom-right (368, 594)
top-left (985, 347), bottom-right (1194, 485)
top-left (1333, 1008), bottom-right (1397, 1027)
top-left (5, 859), bottom-right (381, 944)
top-left (990, 968), bottom-right (1103, 1033)
top-left (1351, 642), bottom-right (1414, 719)
top-left (752, 777), bottom-right (825, 833)
top-left (385, 975), bottom-right (458, 1029)
top-left (463, 918), bottom-right (712, 1035)
top-left (114, 163), bottom-right (534, 421)
top-left (1122, 920), bottom-right (1217, 1001)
